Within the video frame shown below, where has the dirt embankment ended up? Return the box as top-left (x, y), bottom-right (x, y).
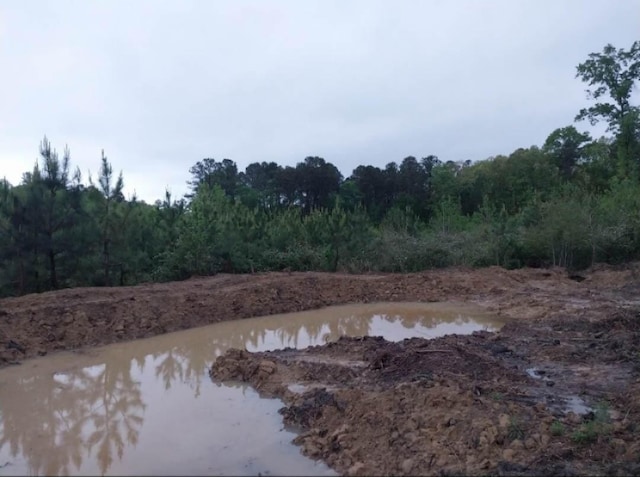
top-left (3, 264), bottom-right (640, 475)
top-left (0, 265), bottom-right (599, 365)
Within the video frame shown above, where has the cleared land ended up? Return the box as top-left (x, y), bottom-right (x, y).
top-left (2, 265), bottom-right (640, 475)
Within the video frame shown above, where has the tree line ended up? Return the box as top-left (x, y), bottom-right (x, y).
top-left (1, 41), bottom-right (639, 297)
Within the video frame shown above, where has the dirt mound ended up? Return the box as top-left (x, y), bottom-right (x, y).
top-left (0, 266), bottom-right (586, 366)
top-left (211, 319), bottom-right (640, 476)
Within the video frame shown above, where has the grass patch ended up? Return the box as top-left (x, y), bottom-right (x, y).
top-left (550, 420), bottom-right (565, 436)
top-left (570, 401), bottom-right (612, 445)
top-left (489, 391), bottom-right (504, 401)
top-left (507, 416), bottom-right (525, 441)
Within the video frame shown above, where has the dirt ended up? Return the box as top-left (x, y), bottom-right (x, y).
top-left (3, 265), bottom-right (640, 475)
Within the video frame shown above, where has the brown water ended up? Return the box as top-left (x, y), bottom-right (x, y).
top-left (0, 302), bottom-right (503, 476)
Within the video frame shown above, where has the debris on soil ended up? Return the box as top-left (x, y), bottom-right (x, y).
top-left (211, 300), bottom-right (640, 476)
top-left (6, 339), bottom-right (25, 354)
top-left (3, 264), bottom-right (640, 475)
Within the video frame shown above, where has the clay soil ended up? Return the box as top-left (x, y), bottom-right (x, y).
top-left (2, 266), bottom-right (640, 475)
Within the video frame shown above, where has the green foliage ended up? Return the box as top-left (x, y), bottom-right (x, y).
top-left (459, 147), bottom-right (561, 216)
top-left (550, 421), bottom-right (565, 436)
top-left (575, 41), bottom-right (640, 132)
top-left (575, 41), bottom-right (640, 179)
top-left (575, 137), bottom-right (617, 193)
top-left (302, 201), bottom-right (374, 272)
top-left (507, 416), bottom-right (525, 441)
top-left (1, 42), bottom-right (640, 296)
top-left (570, 402), bottom-right (612, 445)
top-left (160, 186), bottom-right (228, 277)
top-left (381, 205), bottom-right (425, 235)
top-left (543, 126), bottom-right (592, 180)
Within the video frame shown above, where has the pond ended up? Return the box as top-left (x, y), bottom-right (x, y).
top-left (0, 301), bottom-right (504, 476)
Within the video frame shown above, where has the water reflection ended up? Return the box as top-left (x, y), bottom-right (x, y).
top-left (0, 357), bottom-right (145, 476)
top-left (0, 302), bottom-right (502, 476)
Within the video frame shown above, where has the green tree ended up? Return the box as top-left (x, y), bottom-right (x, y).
top-left (161, 185), bottom-right (240, 278)
top-left (575, 137), bottom-right (617, 193)
top-left (303, 201), bottom-right (373, 272)
top-left (296, 156), bottom-right (343, 214)
top-left (92, 150), bottom-right (124, 286)
top-left (349, 165), bottom-right (388, 221)
top-left (575, 41), bottom-right (640, 178)
top-left (431, 161), bottom-right (463, 206)
top-left (394, 156), bottom-right (436, 220)
top-left (0, 180), bottom-right (26, 295)
top-left (275, 166), bottom-right (300, 207)
top-left (457, 147), bottom-right (559, 216)
top-left (35, 137), bottom-right (85, 289)
top-left (240, 161), bottom-right (282, 209)
top-left (187, 158), bottom-right (240, 199)
top-left (543, 126), bottom-right (592, 180)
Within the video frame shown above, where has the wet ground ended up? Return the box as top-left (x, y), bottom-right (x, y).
top-left (0, 266), bottom-right (597, 366)
top-left (212, 308), bottom-right (640, 476)
top-left (1, 265), bottom-right (640, 475)
top-left (0, 302), bottom-right (500, 476)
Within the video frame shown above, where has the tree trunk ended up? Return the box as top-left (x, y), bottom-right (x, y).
top-left (103, 238), bottom-right (111, 286)
top-left (48, 246), bottom-right (58, 289)
top-left (17, 251), bottom-right (25, 295)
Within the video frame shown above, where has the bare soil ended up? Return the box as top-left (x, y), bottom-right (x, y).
top-left (2, 265), bottom-right (640, 475)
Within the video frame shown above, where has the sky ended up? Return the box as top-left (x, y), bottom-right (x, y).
top-left (0, 0), bottom-right (638, 204)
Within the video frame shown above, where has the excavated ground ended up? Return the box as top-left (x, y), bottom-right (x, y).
top-left (2, 265), bottom-right (640, 475)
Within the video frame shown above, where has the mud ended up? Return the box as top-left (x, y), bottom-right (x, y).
top-left (201, 266), bottom-right (640, 476)
top-left (211, 319), bottom-right (640, 476)
top-left (0, 265), bottom-right (627, 365)
top-left (3, 265), bottom-right (640, 475)
top-left (0, 302), bottom-right (498, 476)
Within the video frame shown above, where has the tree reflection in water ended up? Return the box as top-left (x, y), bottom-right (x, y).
top-left (83, 359), bottom-right (146, 474)
top-left (0, 303), bottom-right (501, 476)
top-left (0, 354), bottom-right (146, 476)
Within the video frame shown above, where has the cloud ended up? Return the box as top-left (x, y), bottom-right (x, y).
top-left (0, 0), bottom-right (638, 202)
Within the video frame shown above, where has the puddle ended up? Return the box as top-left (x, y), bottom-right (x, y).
top-left (526, 368), bottom-right (546, 379)
top-left (564, 396), bottom-right (593, 415)
top-left (526, 367), bottom-right (554, 384)
top-left (526, 366), bottom-right (601, 416)
top-left (0, 301), bottom-right (503, 476)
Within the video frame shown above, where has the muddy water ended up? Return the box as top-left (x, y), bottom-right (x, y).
top-left (0, 302), bottom-right (503, 476)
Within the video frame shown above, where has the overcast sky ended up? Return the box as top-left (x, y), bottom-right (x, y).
top-left (1, 1), bottom-right (639, 203)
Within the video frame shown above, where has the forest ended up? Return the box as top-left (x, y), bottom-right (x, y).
top-left (1, 41), bottom-right (639, 298)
